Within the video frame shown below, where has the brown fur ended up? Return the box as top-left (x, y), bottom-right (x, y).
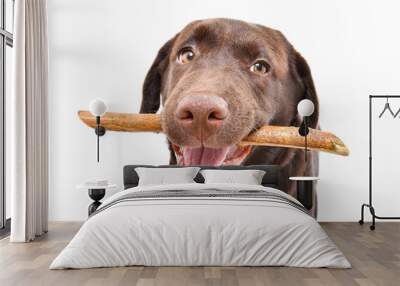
top-left (139, 18), bottom-right (319, 205)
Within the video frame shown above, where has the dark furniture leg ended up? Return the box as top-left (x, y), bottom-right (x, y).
top-left (359, 204), bottom-right (376, 230)
top-left (296, 181), bottom-right (313, 210)
top-left (88, 189), bottom-right (105, 216)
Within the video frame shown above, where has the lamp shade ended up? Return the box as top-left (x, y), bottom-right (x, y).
top-left (89, 98), bottom-right (107, 117)
top-left (297, 99), bottom-right (314, 117)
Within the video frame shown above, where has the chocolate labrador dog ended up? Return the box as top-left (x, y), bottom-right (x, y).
top-left (139, 18), bottom-right (319, 198)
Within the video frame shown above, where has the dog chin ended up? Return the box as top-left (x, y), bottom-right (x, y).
top-left (172, 144), bottom-right (252, 166)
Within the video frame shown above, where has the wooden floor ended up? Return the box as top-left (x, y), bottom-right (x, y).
top-left (0, 222), bottom-right (399, 286)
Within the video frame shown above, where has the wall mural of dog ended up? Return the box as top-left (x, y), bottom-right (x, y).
top-left (139, 18), bottom-right (319, 209)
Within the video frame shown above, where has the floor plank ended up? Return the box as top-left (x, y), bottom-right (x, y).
top-left (0, 222), bottom-right (399, 286)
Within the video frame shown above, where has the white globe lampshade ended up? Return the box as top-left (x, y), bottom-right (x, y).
top-left (89, 98), bottom-right (107, 117)
top-left (297, 99), bottom-right (314, 117)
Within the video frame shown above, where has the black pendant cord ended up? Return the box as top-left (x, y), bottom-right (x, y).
top-left (304, 117), bottom-right (308, 176)
top-left (96, 116), bottom-right (100, 162)
top-left (359, 95), bottom-right (400, 231)
top-left (97, 130), bottom-right (99, 162)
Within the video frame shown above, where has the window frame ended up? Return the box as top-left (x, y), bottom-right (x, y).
top-left (0, 0), bottom-right (13, 235)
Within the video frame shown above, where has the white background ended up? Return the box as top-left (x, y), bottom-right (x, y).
top-left (47, 0), bottom-right (400, 221)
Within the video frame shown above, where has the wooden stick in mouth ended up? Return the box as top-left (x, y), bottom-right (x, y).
top-left (78, 110), bottom-right (349, 156)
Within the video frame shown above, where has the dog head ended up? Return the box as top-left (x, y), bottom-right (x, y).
top-left (140, 18), bottom-right (318, 166)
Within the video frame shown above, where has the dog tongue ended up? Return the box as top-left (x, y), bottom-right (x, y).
top-left (182, 146), bottom-right (230, 166)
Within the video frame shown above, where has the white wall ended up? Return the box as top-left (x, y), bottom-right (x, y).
top-left (47, 0), bottom-right (400, 221)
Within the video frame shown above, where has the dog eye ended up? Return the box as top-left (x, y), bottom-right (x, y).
top-left (250, 60), bottom-right (271, 74)
top-left (178, 48), bottom-right (195, 64)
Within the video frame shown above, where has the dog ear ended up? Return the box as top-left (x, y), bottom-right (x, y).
top-left (292, 51), bottom-right (319, 128)
top-left (140, 34), bottom-right (179, 113)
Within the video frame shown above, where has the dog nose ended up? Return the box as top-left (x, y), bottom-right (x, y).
top-left (176, 95), bottom-right (228, 136)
